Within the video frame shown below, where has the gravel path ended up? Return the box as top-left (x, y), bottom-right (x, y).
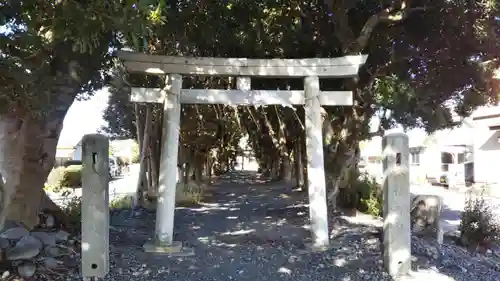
top-left (67, 171), bottom-right (500, 281)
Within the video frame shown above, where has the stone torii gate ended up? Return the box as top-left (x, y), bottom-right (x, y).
top-left (116, 51), bottom-right (367, 252)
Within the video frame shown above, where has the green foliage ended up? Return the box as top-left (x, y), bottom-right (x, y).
top-left (60, 165), bottom-right (82, 188)
top-left (45, 165), bottom-right (82, 190)
top-left (338, 173), bottom-right (383, 216)
top-left (101, 1), bottom-right (500, 184)
top-left (110, 196), bottom-right (134, 210)
top-left (45, 167), bottom-right (68, 193)
top-left (131, 142), bottom-right (140, 163)
top-left (459, 194), bottom-right (500, 251)
top-left (0, 1), bottom-right (161, 117)
top-left (62, 196), bottom-right (83, 233)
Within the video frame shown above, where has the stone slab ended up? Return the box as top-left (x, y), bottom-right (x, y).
top-left (143, 240), bottom-right (195, 257)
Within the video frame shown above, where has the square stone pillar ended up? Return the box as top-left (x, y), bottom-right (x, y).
top-left (81, 134), bottom-right (110, 278)
top-left (304, 76), bottom-right (329, 249)
top-left (382, 132), bottom-right (411, 278)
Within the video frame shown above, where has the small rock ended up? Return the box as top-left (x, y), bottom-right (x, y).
top-left (277, 267), bottom-right (292, 274)
top-left (30, 231), bottom-right (56, 246)
top-left (18, 262), bottom-right (36, 278)
top-left (445, 263), bottom-right (468, 273)
top-left (43, 257), bottom-right (61, 269)
top-left (0, 227), bottom-right (29, 240)
top-left (54, 230), bottom-right (70, 242)
top-left (6, 235), bottom-right (43, 260)
top-left (45, 246), bottom-right (61, 257)
top-left (1, 271), bottom-right (10, 279)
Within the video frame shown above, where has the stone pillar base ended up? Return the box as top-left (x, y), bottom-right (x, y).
top-left (297, 241), bottom-right (334, 254)
top-left (143, 240), bottom-right (195, 256)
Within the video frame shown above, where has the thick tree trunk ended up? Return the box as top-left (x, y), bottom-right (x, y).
top-left (0, 116), bottom-right (28, 230)
top-left (0, 114), bottom-right (66, 230)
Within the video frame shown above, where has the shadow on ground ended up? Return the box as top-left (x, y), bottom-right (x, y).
top-left (98, 171), bottom-right (500, 281)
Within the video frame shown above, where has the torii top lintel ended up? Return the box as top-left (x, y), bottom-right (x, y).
top-left (116, 51), bottom-right (367, 78)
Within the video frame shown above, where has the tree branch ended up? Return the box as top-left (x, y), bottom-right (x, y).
top-left (352, 6), bottom-right (427, 54)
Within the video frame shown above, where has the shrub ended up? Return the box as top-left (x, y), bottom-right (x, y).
top-left (62, 196), bottom-right (82, 233)
top-left (110, 196), bottom-right (134, 209)
top-left (357, 175), bottom-right (383, 216)
top-left (459, 194), bottom-right (500, 251)
top-left (46, 165), bottom-right (83, 190)
top-left (131, 142), bottom-right (140, 163)
top-left (60, 165), bottom-right (82, 188)
top-left (337, 173), bottom-right (383, 216)
top-left (46, 167), bottom-right (68, 192)
top-left (176, 182), bottom-right (205, 206)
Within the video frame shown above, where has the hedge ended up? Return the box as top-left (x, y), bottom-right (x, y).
top-left (46, 165), bottom-right (82, 191)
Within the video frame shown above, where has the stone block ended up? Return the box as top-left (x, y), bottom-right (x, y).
top-left (143, 240), bottom-right (195, 256)
top-left (410, 195), bottom-right (443, 243)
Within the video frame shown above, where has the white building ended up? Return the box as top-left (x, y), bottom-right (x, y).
top-left (359, 104), bottom-right (500, 188)
top-left (73, 140), bottom-right (83, 161)
top-left (470, 105), bottom-right (500, 186)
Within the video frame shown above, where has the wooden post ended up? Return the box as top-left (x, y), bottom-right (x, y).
top-left (304, 76), bottom-right (329, 249)
top-left (382, 132), bottom-right (411, 278)
top-left (81, 134), bottom-right (109, 278)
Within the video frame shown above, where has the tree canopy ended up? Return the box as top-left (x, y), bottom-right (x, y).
top-left (98, 0), bottom-right (500, 208)
top-left (103, 0), bottom-right (499, 136)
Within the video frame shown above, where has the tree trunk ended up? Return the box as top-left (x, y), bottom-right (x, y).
top-left (271, 158), bottom-right (280, 180)
top-left (194, 154), bottom-right (204, 186)
top-left (294, 140), bottom-right (305, 189)
top-left (280, 155), bottom-right (293, 183)
top-left (135, 104), bottom-right (152, 207)
top-left (134, 104), bottom-right (145, 151)
top-left (0, 116), bottom-right (28, 230)
top-left (0, 114), bottom-right (66, 230)
top-left (148, 146), bottom-right (158, 195)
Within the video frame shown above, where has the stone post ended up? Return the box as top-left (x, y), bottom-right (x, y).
top-left (145, 74), bottom-right (193, 255)
top-left (304, 76), bottom-right (329, 249)
top-left (382, 132), bottom-right (411, 278)
top-left (81, 134), bottom-right (109, 278)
